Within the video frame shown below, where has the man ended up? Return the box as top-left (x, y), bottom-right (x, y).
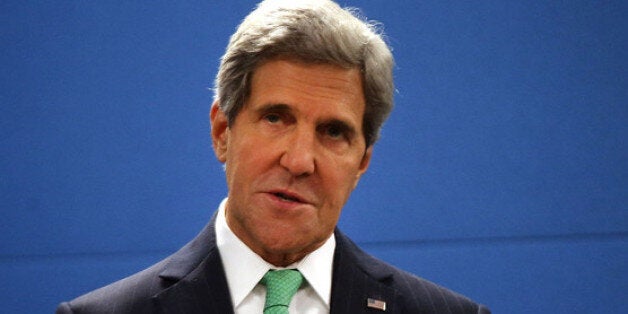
top-left (57, 0), bottom-right (490, 313)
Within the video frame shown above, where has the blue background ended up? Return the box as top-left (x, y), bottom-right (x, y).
top-left (1, 1), bottom-right (626, 313)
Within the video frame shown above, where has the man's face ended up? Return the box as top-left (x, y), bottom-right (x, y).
top-left (210, 58), bottom-right (372, 266)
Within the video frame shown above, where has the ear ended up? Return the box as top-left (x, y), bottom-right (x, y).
top-left (353, 145), bottom-right (373, 188)
top-left (210, 101), bottom-right (229, 163)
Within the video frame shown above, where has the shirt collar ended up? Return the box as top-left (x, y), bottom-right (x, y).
top-left (215, 198), bottom-right (336, 309)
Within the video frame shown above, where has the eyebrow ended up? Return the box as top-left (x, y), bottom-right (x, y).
top-left (254, 103), bottom-right (292, 116)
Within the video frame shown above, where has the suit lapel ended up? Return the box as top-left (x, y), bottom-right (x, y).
top-left (152, 213), bottom-right (234, 314)
top-left (330, 230), bottom-right (400, 313)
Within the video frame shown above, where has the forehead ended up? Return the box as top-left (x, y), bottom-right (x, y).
top-left (246, 58), bottom-right (365, 122)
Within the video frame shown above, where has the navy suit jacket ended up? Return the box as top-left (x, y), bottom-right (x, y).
top-left (57, 213), bottom-right (490, 313)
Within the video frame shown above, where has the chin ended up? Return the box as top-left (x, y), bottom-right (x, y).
top-left (260, 235), bottom-right (308, 253)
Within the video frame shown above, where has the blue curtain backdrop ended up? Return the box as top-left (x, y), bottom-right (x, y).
top-left (1, 1), bottom-right (626, 313)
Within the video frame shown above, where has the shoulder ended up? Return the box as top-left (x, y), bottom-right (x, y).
top-left (57, 218), bottom-right (219, 314)
top-left (334, 230), bottom-right (490, 313)
top-left (383, 263), bottom-right (489, 313)
top-left (56, 258), bottom-right (171, 314)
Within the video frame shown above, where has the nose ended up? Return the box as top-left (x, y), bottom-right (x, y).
top-left (279, 127), bottom-right (316, 177)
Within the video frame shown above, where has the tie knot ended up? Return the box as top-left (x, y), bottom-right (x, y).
top-left (260, 269), bottom-right (303, 314)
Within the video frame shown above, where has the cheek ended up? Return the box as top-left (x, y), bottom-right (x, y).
top-left (331, 153), bottom-right (364, 184)
top-left (225, 138), bottom-right (277, 190)
top-left (322, 161), bottom-right (362, 206)
top-left (226, 135), bottom-right (259, 169)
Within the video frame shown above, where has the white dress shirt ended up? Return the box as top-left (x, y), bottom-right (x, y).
top-left (216, 198), bottom-right (335, 314)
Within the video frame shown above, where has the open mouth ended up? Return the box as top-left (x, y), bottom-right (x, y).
top-left (272, 192), bottom-right (302, 203)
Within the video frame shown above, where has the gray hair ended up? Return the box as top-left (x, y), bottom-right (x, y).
top-left (214, 0), bottom-right (394, 146)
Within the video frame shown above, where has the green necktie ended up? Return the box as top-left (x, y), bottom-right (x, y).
top-left (260, 269), bottom-right (304, 314)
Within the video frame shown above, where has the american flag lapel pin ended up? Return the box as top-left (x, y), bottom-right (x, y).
top-left (367, 298), bottom-right (387, 311)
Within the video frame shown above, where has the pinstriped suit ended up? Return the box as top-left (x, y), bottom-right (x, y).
top-left (56, 213), bottom-right (490, 313)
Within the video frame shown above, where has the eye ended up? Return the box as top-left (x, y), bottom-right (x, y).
top-left (320, 122), bottom-right (351, 142)
top-left (264, 113), bottom-right (281, 124)
top-left (325, 125), bottom-right (344, 139)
